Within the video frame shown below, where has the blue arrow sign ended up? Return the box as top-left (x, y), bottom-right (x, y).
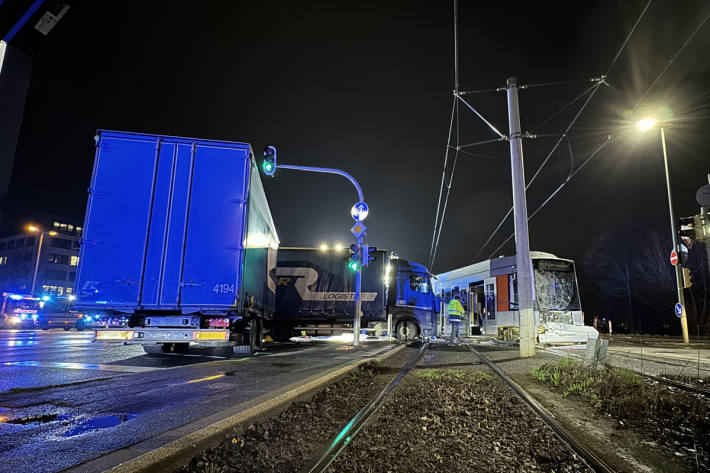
top-left (351, 201), bottom-right (369, 221)
top-left (675, 303), bottom-right (683, 318)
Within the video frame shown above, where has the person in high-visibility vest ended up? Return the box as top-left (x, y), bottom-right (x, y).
top-left (447, 295), bottom-right (465, 344)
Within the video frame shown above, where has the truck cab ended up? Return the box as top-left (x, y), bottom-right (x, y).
top-left (385, 257), bottom-right (439, 340)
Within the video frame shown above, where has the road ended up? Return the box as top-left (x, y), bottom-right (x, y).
top-left (0, 329), bottom-right (396, 473)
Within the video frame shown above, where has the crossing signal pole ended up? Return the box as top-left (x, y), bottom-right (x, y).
top-left (506, 77), bottom-right (536, 358)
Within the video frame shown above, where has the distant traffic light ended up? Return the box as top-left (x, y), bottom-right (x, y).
top-left (348, 244), bottom-right (360, 271)
top-left (361, 245), bottom-right (377, 266)
top-left (263, 146), bottom-right (277, 176)
top-left (367, 246), bottom-right (376, 265)
top-left (682, 267), bottom-right (693, 288)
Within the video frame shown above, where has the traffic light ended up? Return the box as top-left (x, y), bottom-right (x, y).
top-left (361, 245), bottom-right (376, 266)
top-left (348, 244), bottom-right (360, 271)
top-left (263, 146), bottom-right (277, 176)
top-left (682, 267), bottom-right (693, 288)
top-left (678, 216), bottom-right (696, 244)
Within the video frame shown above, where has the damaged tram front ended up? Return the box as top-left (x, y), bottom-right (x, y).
top-left (433, 252), bottom-right (598, 344)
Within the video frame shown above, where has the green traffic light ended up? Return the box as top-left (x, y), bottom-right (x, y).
top-left (263, 162), bottom-right (273, 172)
top-left (348, 261), bottom-right (360, 271)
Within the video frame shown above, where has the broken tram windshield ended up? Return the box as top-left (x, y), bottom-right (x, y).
top-left (533, 259), bottom-right (580, 311)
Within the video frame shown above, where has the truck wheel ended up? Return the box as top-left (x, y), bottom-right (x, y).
top-left (63, 326), bottom-right (71, 331)
top-left (76, 320), bottom-right (86, 331)
top-left (271, 321), bottom-right (292, 342)
top-left (143, 344), bottom-right (169, 355)
top-left (39, 320), bottom-right (50, 330)
top-left (395, 320), bottom-right (419, 341)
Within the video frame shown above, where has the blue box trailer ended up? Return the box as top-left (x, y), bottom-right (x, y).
top-left (76, 130), bottom-right (279, 355)
top-left (271, 248), bottom-right (439, 341)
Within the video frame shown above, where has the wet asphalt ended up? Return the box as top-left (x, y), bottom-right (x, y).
top-left (0, 329), bottom-right (396, 473)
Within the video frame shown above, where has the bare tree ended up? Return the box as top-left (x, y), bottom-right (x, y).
top-left (584, 230), bottom-right (637, 331)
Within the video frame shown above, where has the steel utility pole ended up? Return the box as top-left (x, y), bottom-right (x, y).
top-left (660, 127), bottom-right (690, 344)
top-left (506, 77), bottom-right (536, 357)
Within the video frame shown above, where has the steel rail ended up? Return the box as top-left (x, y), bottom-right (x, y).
top-left (535, 345), bottom-right (710, 397)
top-left (301, 342), bottom-right (429, 473)
top-left (464, 344), bottom-right (618, 473)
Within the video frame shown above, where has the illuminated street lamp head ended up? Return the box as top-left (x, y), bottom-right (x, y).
top-left (319, 243), bottom-right (328, 251)
top-left (637, 118), bottom-right (656, 131)
top-left (334, 243), bottom-right (344, 251)
top-left (26, 224), bottom-right (39, 232)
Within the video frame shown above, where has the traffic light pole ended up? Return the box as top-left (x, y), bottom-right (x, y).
top-left (506, 77), bottom-right (536, 358)
top-left (660, 127), bottom-right (690, 344)
top-left (275, 163), bottom-right (365, 346)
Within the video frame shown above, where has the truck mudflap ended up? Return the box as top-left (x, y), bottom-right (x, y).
top-left (95, 328), bottom-right (231, 345)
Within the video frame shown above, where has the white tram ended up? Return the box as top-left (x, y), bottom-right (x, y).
top-left (433, 252), bottom-right (598, 344)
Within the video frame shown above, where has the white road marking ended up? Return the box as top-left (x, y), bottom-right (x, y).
top-left (2, 360), bottom-right (164, 373)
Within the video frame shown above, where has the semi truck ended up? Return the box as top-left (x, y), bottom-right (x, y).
top-left (271, 248), bottom-right (439, 341)
top-left (76, 131), bottom-right (279, 355)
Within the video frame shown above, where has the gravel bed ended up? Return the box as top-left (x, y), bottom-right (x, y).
top-left (329, 356), bottom-right (594, 473)
top-left (180, 347), bottom-right (413, 473)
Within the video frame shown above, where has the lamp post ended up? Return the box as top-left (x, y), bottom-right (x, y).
top-left (26, 225), bottom-right (57, 297)
top-left (638, 120), bottom-right (690, 344)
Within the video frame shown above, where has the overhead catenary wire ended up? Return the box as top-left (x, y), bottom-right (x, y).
top-left (472, 0), bottom-right (654, 261)
top-left (472, 80), bottom-right (604, 261)
top-left (485, 4), bottom-right (710, 258)
top-left (486, 135), bottom-right (615, 259)
top-left (429, 97), bottom-right (458, 264)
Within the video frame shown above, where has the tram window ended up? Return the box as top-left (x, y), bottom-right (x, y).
top-left (509, 273), bottom-right (519, 310)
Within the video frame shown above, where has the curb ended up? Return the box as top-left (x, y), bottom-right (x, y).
top-left (72, 343), bottom-right (406, 473)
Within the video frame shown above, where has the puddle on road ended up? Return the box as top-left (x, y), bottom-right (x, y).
top-left (64, 413), bottom-right (138, 437)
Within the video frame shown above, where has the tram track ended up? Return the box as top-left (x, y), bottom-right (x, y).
top-left (301, 342), bottom-right (429, 473)
top-left (537, 345), bottom-right (710, 397)
top-left (464, 344), bottom-right (618, 473)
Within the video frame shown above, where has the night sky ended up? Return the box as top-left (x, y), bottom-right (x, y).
top-left (2, 0), bottom-right (710, 322)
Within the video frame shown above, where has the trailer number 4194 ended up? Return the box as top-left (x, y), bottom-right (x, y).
top-left (213, 283), bottom-right (235, 294)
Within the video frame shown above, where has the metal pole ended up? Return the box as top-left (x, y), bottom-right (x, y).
top-left (506, 77), bottom-right (536, 358)
top-left (660, 127), bottom-right (690, 344)
top-left (275, 162), bottom-right (365, 347)
top-left (30, 232), bottom-right (44, 296)
top-left (353, 237), bottom-right (362, 346)
top-left (453, 0), bottom-right (459, 92)
top-left (3, 0), bottom-right (47, 43)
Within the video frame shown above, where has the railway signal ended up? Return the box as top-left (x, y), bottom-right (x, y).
top-left (263, 146), bottom-right (277, 176)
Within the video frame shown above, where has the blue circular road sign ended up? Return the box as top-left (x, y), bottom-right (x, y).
top-left (675, 303), bottom-right (683, 318)
top-left (351, 201), bottom-right (369, 221)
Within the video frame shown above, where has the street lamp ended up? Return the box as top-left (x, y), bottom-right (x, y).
top-left (319, 243), bottom-right (328, 251)
top-left (26, 224), bottom-right (56, 297)
top-left (637, 119), bottom-right (690, 344)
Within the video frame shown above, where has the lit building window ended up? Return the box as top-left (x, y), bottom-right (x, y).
top-left (66, 287), bottom-right (73, 294)
top-left (53, 221), bottom-right (60, 229)
top-left (0, 256), bottom-right (7, 265)
top-left (59, 224), bottom-right (67, 232)
top-left (67, 225), bottom-right (74, 232)
top-left (70, 256), bottom-right (79, 266)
